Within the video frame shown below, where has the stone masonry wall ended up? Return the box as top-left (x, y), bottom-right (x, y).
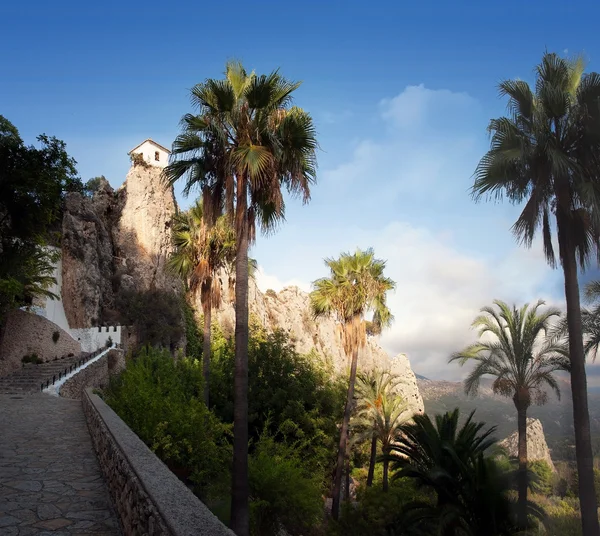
top-left (82, 389), bottom-right (234, 536)
top-left (0, 309), bottom-right (81, 378)
top-left (60, 349), bottom-right (125, 400)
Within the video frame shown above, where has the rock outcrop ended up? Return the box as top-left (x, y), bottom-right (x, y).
top-left (61, 167), bottom-right (181, 328)
top-left (211, 278), bottom-right (424, 416)
top-left (113, 165), bottom-right (179, 295)
top-left (62, 178), bottom-right (118, 327)
top-left (499, 418), bottom-right (555, 471)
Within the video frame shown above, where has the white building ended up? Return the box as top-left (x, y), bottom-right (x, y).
top-left (128, 139), bottom-right (171, 169)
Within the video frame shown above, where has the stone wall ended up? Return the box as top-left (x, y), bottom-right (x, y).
top-left (82, 389), bottom-right (234, 536)
top-left (0, 309), bottom-right (81, 378)
top-left (60, 349), bottom-right (125, 400)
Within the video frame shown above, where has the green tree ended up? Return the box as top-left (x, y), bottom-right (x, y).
top-left (164, 63), bottom-right (317, 534)
top-left (0, 115), bottom-right (81, 324)
top-left (389, 409), bottom-right (526, 535)
top-left (450, 300), bottom-right (568, 528)
top-left (310, 248), bottom-right (395, 519)
top-left (353, 369), bottom-right (404, 488)
top-left (353, 389), bottom-right (408, 492)
top-left (472, 52), bottom-right (600, 535)
top-left (168, 200), bottom-right (236, 407)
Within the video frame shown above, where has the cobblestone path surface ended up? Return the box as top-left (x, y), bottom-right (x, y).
top-left (0, 394), bottom-right (120, 535)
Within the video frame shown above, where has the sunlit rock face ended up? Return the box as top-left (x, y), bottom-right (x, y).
top-left (499, 418), bottom-right (556, 471)
top-left (211, 278), bottom-right (424, 417)
top-left (61, 167), bottom-right (181, 329)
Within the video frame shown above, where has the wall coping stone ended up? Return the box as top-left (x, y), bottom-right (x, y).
top-left (83, 387), bottom-right (234, 536)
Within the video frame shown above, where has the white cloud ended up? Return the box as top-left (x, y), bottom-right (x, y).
top-left (254, 84), bottom-right (564, 381)
top-left (257, 220), bottom-right (559, 381)
top-left (380, 84), bottom-right (478, 131)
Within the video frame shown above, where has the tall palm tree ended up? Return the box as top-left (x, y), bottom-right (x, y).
top-left (168, 200), bottom-right (235, 407)
top-left (310, 248), bottom-right (395, 519)
top-left (472, 52), bottom-right (600, 535)
top-left (353, 369), bottom-right (403, 487)
top-left (352, 389), bottom-right (408, 491)
top-left (164, 62), bottom-right (317, 536)
top-left (450, 300), bottom-right (568, 528)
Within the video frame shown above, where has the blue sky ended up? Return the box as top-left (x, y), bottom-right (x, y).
top-left (4, 0), bottom-right (600, 381)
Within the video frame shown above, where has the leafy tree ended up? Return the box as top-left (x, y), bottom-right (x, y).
top-left (104, 347), bottom-right (232, 495)
top-left (116, 289), bottom-right (184, 350)
top-left (450, 300), bottom-right (568, 528)
top-left (164, 62), bottom-right (317, 536)
top-left (0, 115), bottom-right (81, 324)
top-left (353, 369), bottom-right (405, 488)
top-left (210, 326), bottom-right (346, 474)
top-left (389, 409), bottom-right (529, 535)
top-left (248, 427), bottom-right (323, 536)
top-left (472, 52), bottom-right (600, 535)
top-left (168, 200), bottom-right (236, 406)
top-left (310, 248), bottom-right (395, 519)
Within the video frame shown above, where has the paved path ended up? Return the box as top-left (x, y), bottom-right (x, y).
top-left (0, 394), bottom-right (120, 535)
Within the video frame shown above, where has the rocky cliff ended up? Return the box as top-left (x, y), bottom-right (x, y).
top-left (61, 166), bottom-right (180, 328)
top-left (211, 278), bottom-right (424, 416)
top-left (499, 418), bottom-right (555, 471)
top-left (60, 162), bottom-right (424, 415)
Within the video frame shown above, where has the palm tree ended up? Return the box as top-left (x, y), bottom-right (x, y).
top-left (352, 389), bottom-right (408, 491)
top-left (353, 369), bottom-right (403, 488)
top-left (449, 300), bottom-right (568, 528)
top-left (168, 200), bottom-right (235, 407)
top-left (472, 52), bottom-right (600, 535)
top-left (164, 62), bottom-right (317, 536)
top-left (310, 248), bottom-right (395, 519)
top-left (389, 409), bottom-right (524, 536)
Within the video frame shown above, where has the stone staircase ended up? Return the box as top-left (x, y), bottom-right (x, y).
top-left (0, 352), bottom-right (99, 395)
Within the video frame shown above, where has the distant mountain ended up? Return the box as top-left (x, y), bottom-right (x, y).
top-left (414, 373), bottom-right (430, 381)
top-left (417, 376), bottom-right (600, 461)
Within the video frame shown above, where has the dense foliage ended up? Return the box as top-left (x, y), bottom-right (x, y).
top-left (115, 289), bottom-right (185, 351)
top-left (210, 322), bottom-right (346, 473)
top-left (105, 328), bottom-right (345, 535)
top-left (0, 115), bottom-right (81, 323)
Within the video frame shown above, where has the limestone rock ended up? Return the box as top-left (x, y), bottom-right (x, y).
top-left (499, 418), bottom-right (555, 471)
top-left (113, 165), bottom-right (180, 295)
top-left (61, 165), bottom-right (181, 329)
top-left (211, 277), bottom-right (424, 417)
top-left (61, 182), bottom-right (118, 328)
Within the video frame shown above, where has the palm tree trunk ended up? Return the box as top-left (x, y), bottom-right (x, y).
top-left (559, 220), bottom-right (600, 536)
top-left (201, 283), bottom-right (212, 408)
top-left (230, 174), bottom-right (250, 536)
top-left (382, 454), bottom-right (389, 492)
top-left (331, 345), bottom-right (359, 520)
top-left (344, 443), bottom-right (350, 504)
top-left (516, 403), bottom-right (528, 529)
top-left (366, 434), bottom-right (377, 487)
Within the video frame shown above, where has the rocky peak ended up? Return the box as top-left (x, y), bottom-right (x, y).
top-left (210, 278), bottom-right (424, 417)
top-left (113, 164), bottom-right (179, 294)
top-left (61, 164), bottom-right (180, 328)
top-left (499, 418), bottom-right (555, 471)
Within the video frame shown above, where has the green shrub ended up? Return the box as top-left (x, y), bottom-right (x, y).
top-left (115, 289), bottom-right (184, 351)
top-left (104, 347), bottom-right (231, 495)
top-left (529, 459), bottom-right (553, 496)
top-left (21, 353), bottom-right (43, 365)
top-left (106, 336), bottom-right (113, 348)
top-left (248, 427), bottom-right (324, 535)
top-left (330, 478), bottom-right (429, 536)
top-left (210, 325), bottom-right (346, 473)
top-left (52, 330), bottom-right (60, 343)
